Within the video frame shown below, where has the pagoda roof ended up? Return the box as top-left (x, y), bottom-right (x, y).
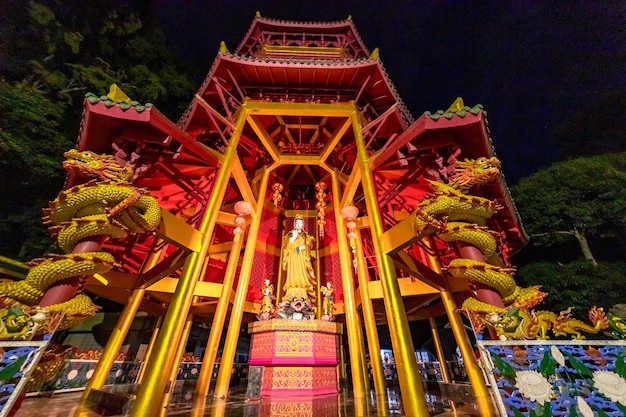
top-left (236, 13), bottom-right (370, 59)
top-left (372, 103), bottom-right (528, 250)
top-left (181, 51), bottom-right (413, 138)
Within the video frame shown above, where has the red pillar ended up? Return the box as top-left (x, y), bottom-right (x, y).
top-left (38, 236), bottom-right (108, 307)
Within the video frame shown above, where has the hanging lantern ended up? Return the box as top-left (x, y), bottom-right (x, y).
top-left (233, 200), bottom-right (252, 241)
top-left (271, 183), bottom-right (284, 207)
top-left (341, 205), bottom-right (359, 270)
top-left (234, 200), bottom-right (252, 216)
top-left (315, 181), bottom-right (327, 238)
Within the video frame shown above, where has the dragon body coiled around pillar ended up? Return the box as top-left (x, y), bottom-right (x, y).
top-left (415, 156), bottom-right (607, 339)
top-left (0, 150), bottom-right (161, 335)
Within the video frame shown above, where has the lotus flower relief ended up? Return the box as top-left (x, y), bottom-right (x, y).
top-left (593, 370), bottom-right (626, 405)
top-left (514, 370), bottom-right (554, 404)
top-left (550, 345), bottom-right (565, 366)
top-left (576, 396), bottom-right (594, 417)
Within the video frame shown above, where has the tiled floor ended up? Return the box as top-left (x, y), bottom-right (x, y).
top-left (14, 384), bottom-right (490, 416)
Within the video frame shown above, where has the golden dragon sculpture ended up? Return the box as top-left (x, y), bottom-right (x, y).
top-left (0, 149), bottom-right (161, 335)
top-left (416, 156), bottom-right (607, 339)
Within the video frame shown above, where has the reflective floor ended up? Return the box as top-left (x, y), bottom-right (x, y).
top-left (15, 383), bottom-right (492, 416)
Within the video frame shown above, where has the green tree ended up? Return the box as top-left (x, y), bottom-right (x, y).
top-left (518, 260), bottom-right (626, 319)
top-left (0, 0), bottom-right (197, 259)
top-left (0, 79), bottom-right (70, 258)
top-left (2, 1), bottom-right (196, 118)
top-left (511, 153), bottom-right (626, 265)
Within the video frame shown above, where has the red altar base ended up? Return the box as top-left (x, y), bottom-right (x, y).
top-left (248, 319), bottom-right (342, 396)
top-left (258, 394), bottom-right (340, 417)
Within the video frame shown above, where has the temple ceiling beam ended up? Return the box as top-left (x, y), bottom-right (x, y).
top-left (136, 246), bottom-right (189, 289)
top-left (370, 114), bottom-right (427, 170)
top-left (155, 210), bottom-right (202, 251)
top-left (320, 117), bottom-right (352, 161)
top-left (231, 157), bottom-right (258, 213)
top-left (340, 163), bottom-right (362, 207)
top-left (246, 101), bottom-right (355, 117)
top-left (146, 278), bottom-right (223, 299)
top-left (380, 212), bottom-right (422, 255)
top-left (194, 94), bottom-right (234, 131)
top-left (246, 115), bottom-right (281, 162)
top-left (156, 161), bottom-right (210, 204)
top-left (367, 277), bottom-right (438, 299)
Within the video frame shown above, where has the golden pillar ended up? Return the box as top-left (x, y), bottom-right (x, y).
top-left (351, 107), bottom-right (430, 417)
top-left (81, 239), bottom-right (164, 400)
top-left (331, 171), bottom-right (367, 398)
top-left (354, 227), bottom-right (386, 397)
top-left (80, 287), bottom-right (146, 400)
top-left (158, 314), bottom-right (195, 417)
top-left (136, 315), bottom-right (163, 383)
top-left (130, 104), bottom-right (248, 417)
top-left (195, 229), bottom-right (245, 396)
top-left (428, 317), bottom-right (450, 383)
top-left (424, 238), bottom-right (496, 416)
top-left (214, 167), bottom-right (270, 398)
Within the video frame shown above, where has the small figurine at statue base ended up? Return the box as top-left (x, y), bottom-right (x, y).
top-left (320, 281), bottom-right (335, 321)
top-left (257, 279), bottom-right (275, 321)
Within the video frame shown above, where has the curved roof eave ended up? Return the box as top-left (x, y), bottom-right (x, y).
top-left (76, 95), bottom-right (220, 167)
top-left (374, 107), bottom-right (529, 251)
top-left (181, 52), bottom-right (414, 128)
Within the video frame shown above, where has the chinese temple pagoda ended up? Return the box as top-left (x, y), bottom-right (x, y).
top-left (65, 14), bottom-right (525, 417)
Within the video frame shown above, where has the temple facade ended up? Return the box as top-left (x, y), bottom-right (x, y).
top-left (66, 14), bottom-right (525, 417)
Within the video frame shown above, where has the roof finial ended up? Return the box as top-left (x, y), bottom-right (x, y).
top-left (219, 41), bottom-right (230, 54)
top-left (107, 84), bottom-right (131, 104)
top-left (347, 15), bottom-right (352, 21)
top-left (369, 48), bottom-right (379, 60)
top-left (256, 11), bottom-right (261, 18)
top-left (446, 97), bottom-right (465, 113)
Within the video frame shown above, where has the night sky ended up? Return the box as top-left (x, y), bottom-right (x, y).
top-left (156, 1), bottom-right (625, 184)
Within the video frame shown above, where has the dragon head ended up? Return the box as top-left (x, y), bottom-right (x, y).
top-left (449, 156), bottom-right (500, 191)
top-left (63, 149), bottom-right (134, 182)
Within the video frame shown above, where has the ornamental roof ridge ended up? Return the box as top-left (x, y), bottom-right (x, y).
top-left (219, 52), bottom-right (373, 66)
top-left (424, 103), bottom-right (484, 121)
top-left (84, 92), bottom-right (154, 113)
top-left (255, 14), bottom-right (355, 27)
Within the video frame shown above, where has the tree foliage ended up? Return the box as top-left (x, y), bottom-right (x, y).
top-left (511, 153), bottom-right (626, 264)
top-left (0, 0), bottom-right (197, 259)
top-left (518, 260), bottom-right (626, 319)
top-left (0, 79), bottom-right (71, 258)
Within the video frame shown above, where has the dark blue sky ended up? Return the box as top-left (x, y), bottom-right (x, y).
top-left (156, 1), bottom-right (626, 184)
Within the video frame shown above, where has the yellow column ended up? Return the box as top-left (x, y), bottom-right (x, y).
top-left (354, 226), bottom-right (386, 397)
top-left (158, 314), bottom-right (195, 417)
top-left (130, 104), bottom-right (248, 417)
top-left (315, 227), bottom-right (322, 317)
top-left (441, 290), bottom-right (496, 416)
top-left (429, 317), bottom-right (450, 383)
top-left (136, 316), bottom-right (163, 383)
top-left (276, 242), bottom-right (285, 306)
top-left (195, 232), bottom-right (245, 396)
top-left (81, 239), bottom-right (164, 400)
top-left (80, 288), bottom-right (145, 400)
top-left (424, 238), bottom-right (496, 416)
top-left (351, 107), bottom-right (429, 417)
top-left (331, 171), bottom-right (367, 398)
top-left (214, 167), bottom-right (270, 398)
